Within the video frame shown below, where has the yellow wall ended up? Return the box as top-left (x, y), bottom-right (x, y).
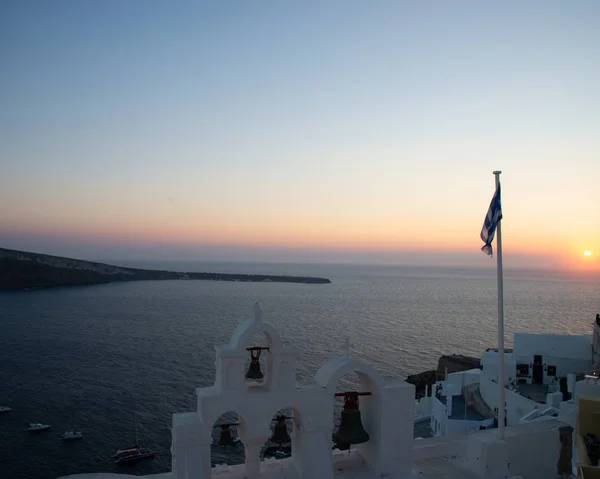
top-left (577, 397), bottom-right (600, 469)
top-left (580, 465), bottom-right (600, 479)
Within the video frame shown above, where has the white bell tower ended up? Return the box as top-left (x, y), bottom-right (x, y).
top-left (171, 302), bottom-right (416, 479)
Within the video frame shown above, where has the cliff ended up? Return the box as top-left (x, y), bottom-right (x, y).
top-left (406, 354), bottom-right (481, 396)
top-left (437, 354), bottom-right (481, 376)
top-left (0, 247), bottom-right (332, 291)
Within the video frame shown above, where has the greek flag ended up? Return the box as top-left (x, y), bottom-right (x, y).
top-left (480, 184), bottom-right (502, 256)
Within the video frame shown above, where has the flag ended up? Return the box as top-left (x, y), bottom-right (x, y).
top-left (480, 184), bottom-right (502, 256)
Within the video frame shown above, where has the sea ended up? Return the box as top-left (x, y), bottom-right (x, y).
top-left (0, 262), bottom-right (598, 479)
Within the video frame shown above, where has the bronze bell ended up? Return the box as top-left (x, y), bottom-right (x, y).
top-left (269, 415), bottom-right (291, 444)
top-left (334, 392), bottom-right (370, 446)
top-left (246, 358), bottom-right (263, 379)
top-left (218, 424), bottom-right (235, 446)
top-left (245, 347), bottom-right (265, 380)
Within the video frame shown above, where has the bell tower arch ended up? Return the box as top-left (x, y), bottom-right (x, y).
top-left (214, 302), bottom-right (298, 392)
top-left (314, 342), bottom-right (415, 478)
top-left (171, 304), bottom-right (415, 479)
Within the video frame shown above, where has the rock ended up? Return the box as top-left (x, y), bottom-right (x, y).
top-left (405, 370), bottom-right (437, 396)
top-left (436, 354), bottom-right (480, 379)
top-left (406, 354), bottom-right (480, 397)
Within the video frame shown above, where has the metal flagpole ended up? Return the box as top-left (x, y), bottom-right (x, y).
top-left (463, 374), bottom-right (467, 432)
top-left (493, 170), bottom-right (506, 439)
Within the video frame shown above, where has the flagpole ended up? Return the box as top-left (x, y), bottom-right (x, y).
top-left (493, 170), bottom-right (506, 439)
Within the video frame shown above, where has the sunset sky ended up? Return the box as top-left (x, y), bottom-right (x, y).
top-left (1, 1), bottom-right (598, 271)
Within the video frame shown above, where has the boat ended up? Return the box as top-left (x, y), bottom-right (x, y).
top-left (28, 423), bottom-right (51, 431)
top-left (112, 413), bottom-right (155, 464)
top-left (112, 445), bottom-right (139, 457)
top-left (62, 429), bottom-right (83, 440)
top-left (0, 406), bottom-right (11, 413)
top-left (113, 445), bottom-right (155, 463)
top-left (112, 445), bottom-right (141, 458)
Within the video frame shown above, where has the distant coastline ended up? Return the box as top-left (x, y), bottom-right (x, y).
top-left (0, 247), bottom-right (332, 291)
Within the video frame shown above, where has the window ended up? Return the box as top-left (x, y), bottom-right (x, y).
top-left (547, 365), bottom-right (557, 377)
top-left (517, 364), bottom-right (529, 376)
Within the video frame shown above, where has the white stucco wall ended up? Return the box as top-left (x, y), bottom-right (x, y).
top-left (463, 419), bottom-right (569, 479)
top-left (513, 354), bottom-right (592, 385)
top-left (444, 417), bottom-right (494, 436)
top-left (504, 420), bottom-right (566, 478)
top-left (412, 432), bottom-right (470, 461)
top-left (430, 396), bottom-right (447, 436)
top-left (445, 369), bottom-right (481, 395)
top-left (575, 378), bottom-right (600, 401)
top-left (479, 378), bottom-right (541, 426)
top-left (506, 388), bottom-right (541, 425)
top-left (481, 351), bottom-right (517, 385)
top-left (414, 396), bottom-right (432, 417)
top-left (513, 333), bottom-right (592, 361)
top-left (479, 378), bottom-right (500, 415)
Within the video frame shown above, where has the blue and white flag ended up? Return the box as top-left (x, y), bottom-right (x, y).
top-left (480, 184), bottom-right (503, 256)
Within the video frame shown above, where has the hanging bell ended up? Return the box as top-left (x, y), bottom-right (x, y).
top-left (218, 424), bottom-right (235, 446)
top-left (246, 358), bottom-right (263, 379)
top-left (334, 392), bottom-right (370, 446)
top-left (269, 416), bottom-right (291, 444)
top-left (245, 348), bottom-right (264, 380)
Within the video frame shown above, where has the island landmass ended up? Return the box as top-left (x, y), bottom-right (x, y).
top-left (0, 247), bottom-right (332, 291)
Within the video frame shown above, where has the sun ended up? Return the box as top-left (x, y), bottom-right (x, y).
top-left (584, 251), bottom-right (592, 257)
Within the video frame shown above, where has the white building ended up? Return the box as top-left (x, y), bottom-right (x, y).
top-left (477, 329), bottom-right (593, 425)
top-left (512, 333), bottom-right (592, 387)
top-left (412, 315), bottom-right (600, 478)
top-left (59, 304), bottom-right (580, 479)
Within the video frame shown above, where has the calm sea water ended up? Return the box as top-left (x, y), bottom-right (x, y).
top-left (0, 262), bottom-right (598, 479)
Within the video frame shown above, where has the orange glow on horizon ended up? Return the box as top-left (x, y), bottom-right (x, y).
top-left (5, 220), bottom-right (597, 261)
top-left (3, 207), bottom-right (599, 273)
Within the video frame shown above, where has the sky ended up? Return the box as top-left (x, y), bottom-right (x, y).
top-left (1, 1), bottom-right (599, 272)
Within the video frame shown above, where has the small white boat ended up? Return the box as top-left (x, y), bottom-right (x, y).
top-left (28, 423), bottom-right (51, 431)
top-left (0, 406), bottom-right (11, 413)
top-left (62, 429), bottom-right (83, 440)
